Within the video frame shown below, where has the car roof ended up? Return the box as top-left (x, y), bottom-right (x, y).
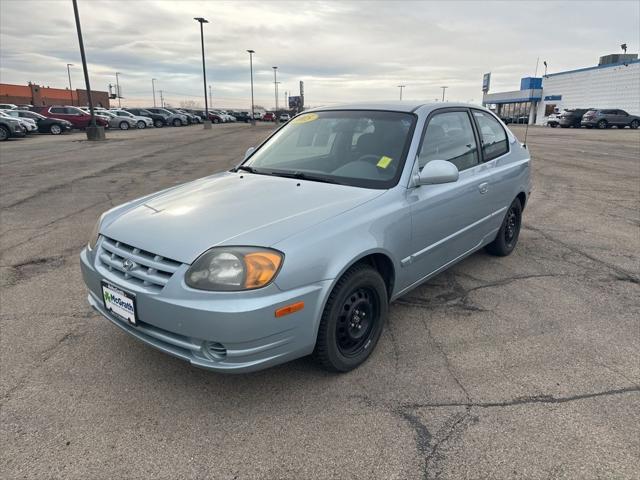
top-left (309, 101), bottom-right (485, 114)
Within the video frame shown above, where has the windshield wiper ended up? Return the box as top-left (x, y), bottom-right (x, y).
top-left (268, 171), bottom-right (341, 185)
top-left (234, 165), bottom-right (257, 173)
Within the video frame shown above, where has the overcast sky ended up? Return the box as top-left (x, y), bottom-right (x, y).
top-left (1, 0), bottom-right (638, 109)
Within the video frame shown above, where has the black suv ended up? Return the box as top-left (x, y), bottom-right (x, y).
top-left (124, 108), bottom-right (167, 128)
top-left (581, 109), bottom-right (640, 129)
top-left (559, 109), bottom-right (590, 128)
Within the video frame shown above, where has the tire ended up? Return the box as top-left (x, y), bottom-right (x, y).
top-left (213, 118), bottom-right (220, 124)
top-left (154, 119), bottom-right (164, 128)
top-left (137, 120), bottom-right (146, 129)
top-left (630, 120), bottom-right (639, 129)
top-left (0, 125), bottom-right (9, 141)
top-left (550, 123), bottom-right (557, 128)
top-left (119, 121), bottom-right (130, 130)
top-left (486, 198), bottom-right (522, 257)
top-left (49, 124), bottom-right (62, 135)
top-left (172, 118), bottom-right (182, 127)
top-left (597, 120), bottom-right (608, 129)
top-left (313, 263), bottom-right (388, 372)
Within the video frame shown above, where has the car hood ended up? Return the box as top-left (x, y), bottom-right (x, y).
top-left (102, 172), bottom-right (384, 264)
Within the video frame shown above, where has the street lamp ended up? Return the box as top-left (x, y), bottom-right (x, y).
top-left (71, 0), bottom-right (104, 140)
top-left (66, 64), bottom-right (74, 105)
top-left (115, 71), bottom-right (121, 107)
top-left (272, 66), bottom-right (278, 111)
top-left (397, 84), bottom-right (406, 100)
top-left (152, 78), bottom-right (157, 107)
top-left (441, 86), bottom-right (448, 102)
top-left (247, 50), bottom-right (255, 125)
top-left (194, 17), bottom-right (211, 129)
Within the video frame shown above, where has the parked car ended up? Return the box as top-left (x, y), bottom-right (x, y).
top-left (0, 116), bottom-right (26, 140)
top-left (0, 110), bottom-right (38, 133)
top-left (146, 107), bottom-right (187, 127)
top-left (279, 113), bottom-right (291, 123)
top-left (581, 109), bottom-right (640, 129)
top-left (263, 112), bottom-right (275, 122)
top-left (82, 108), bottom-right (137, 130)
top-left (110, 109), bottom-right (153, 129)
top-left (163, 108), bottom-right (195, 125)
top-left (176, 109), bottom-right (202, 124)
top-left (81, 102), bottom-right (531, 373)
top-left (0, 103), bottom-right (18, 110)
top-left (34, 105), bottom-right (109, 129)
top-left (192, 110), bottom-right (223, 124)
top-left (545, 112), bottom-right (561, 127)
top-left (4, 109), bottom-right (72, 134)
top-left (230, 111), bottom-right (252, 123)
top-left (125, 108), bottom-right (167, 128)
top-left (558, 109), bottom-right (590, 128)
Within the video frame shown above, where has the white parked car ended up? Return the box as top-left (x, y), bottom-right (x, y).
top-left (279, 113), bottom-right (291, 122)
top-left (110, 109), bottom-right (153, 129)
top-left (0, 110), bottom-right (38, 133)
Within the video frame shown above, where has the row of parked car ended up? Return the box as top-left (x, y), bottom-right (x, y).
top-left (546, 108), bottom-right (640, 129)
top-left (0, 103), bottom-right (260, 141)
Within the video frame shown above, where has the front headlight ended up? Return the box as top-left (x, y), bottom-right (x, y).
top-left (88, 217), bottom-right (102, 251)
top-left (186, 247), bottom-right (283, 291)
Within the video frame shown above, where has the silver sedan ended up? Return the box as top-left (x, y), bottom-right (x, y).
top-left (81, 102), bottom-right (531, 373)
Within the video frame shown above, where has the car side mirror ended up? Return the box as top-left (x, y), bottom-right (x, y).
top-left (417, 160), bottom-right (459, 185)
top-left (244, 147), bottom-right (255, 160)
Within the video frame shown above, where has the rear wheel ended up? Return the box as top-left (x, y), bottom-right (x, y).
top-left (486, 198), bottom-right (522, 257)
top-left (173, 118), bottom-right (182, 127)
top-left (137, 120), bottom-right (146, 129)
top-left (0, 125), bottom-right (9, 141)
top-left (597, 120), bottom-right (608, 129)
top-left (313, 264), bottom-right (387, 372)
top-left (49, 124), bottom-right (62, 135)
top-left (630, 120), bottom-right (639, 129)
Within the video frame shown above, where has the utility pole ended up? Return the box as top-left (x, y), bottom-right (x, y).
top-left (71, 0), bottom-right (103, 140)
top-left (441, 86), bottom-right (448, 102)
top-left (247, 50), bottom-right (255, 124)
top-left (66, 64), bottom-right (74, 105)
top-left (272, 66), bottom-right (278, 111)
top-left (152, 78), bottom-right (157, 107)
top-left (159, 90), bottom-right (164, 107)
top-left (209, 84), bottom-right (213, 110)
top-left (194, 17), bottom-right (211, 129)
top-left (397, 85), bottom-right (406, 100)
top-left (115, 72), bottom-right (121, 107)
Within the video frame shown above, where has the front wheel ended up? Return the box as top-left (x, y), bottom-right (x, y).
top-left (137, 120), bottom-right (146, 129)
top-left (313, 264), bottom-right (387, 372)
top-left (49, 124), bottom-right (62, 135)
top-left (119, 121), bottom-right (130, 130)
top-left (154, 119), bottom-right (164, 128)
top-left (550, 123), bottom-right (557, 128)
top-left (486, 198), bottom-right (522, 256)
top-left (0, 125), bottom-right (9, 141)
top-left (630, 120), bottom-right (639, 129)
top-left (597, 120), bottom-right (608, 129)
top-left (172, 118), bottom-right (182, 127)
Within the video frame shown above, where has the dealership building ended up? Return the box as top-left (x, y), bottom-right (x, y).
top-left (482, 53), bottom-right (640, 125)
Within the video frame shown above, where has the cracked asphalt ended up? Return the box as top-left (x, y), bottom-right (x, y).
top-left (1, 124), bottom-right (639, 479)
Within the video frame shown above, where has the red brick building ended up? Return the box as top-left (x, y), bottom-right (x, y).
top-left (0, 82), bottom-right (110, 108)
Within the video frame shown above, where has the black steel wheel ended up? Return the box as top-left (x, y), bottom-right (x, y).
top-left (486, 197), bottom-right (523, 256)
top-left (314, 263), bottom-right (387, 372)
top-left (597, 120), bottom-right (608, 129)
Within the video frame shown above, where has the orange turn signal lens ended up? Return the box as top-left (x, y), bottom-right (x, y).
top-left (275, 301), bottom-right (305, 318)
top-left (243, 251), bottom-right (283, 289)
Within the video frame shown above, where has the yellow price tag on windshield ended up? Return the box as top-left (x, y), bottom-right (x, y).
top-left (377, 156), bottom-right (393, 168)
top-left (292, 113), bottom-right (318, 124)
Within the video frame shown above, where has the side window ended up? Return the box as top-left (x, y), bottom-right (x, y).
top-left (50, 107), bottom-right (65, 114)
top-left (618, 110), bottom-right (628, 116)
top-left (417, 111), bottom-right (479, 171)
top-left (472, 110), bottom-right (508, 161)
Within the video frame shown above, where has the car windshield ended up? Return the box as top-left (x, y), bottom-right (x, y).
top-left (22, 111), bottom-right (45, 119)
top-left (243, 110), bottom-right (416, 189)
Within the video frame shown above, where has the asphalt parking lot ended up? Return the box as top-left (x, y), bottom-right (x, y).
top-left (1, 124), bottom-right (638, 479)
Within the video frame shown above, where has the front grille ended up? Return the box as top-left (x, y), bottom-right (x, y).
top-left (98, 236), bottom-right (182, 291)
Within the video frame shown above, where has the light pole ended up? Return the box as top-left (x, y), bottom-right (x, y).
top-left (66, 64), bottom-right (74, 105)
top-left (194, 17), bottom-right (211, 129)
top-left (247, 50), bottom-right (255, 124)
top-left (71, 0), bottom-right (103, 140)
top-left (209, 84), bottom-right (213, 109)
top-left (441, 86), bottom-right (448, 102)
top-left (115, 71), bottom-right (122, 107)
top-left (272, 66), bottom-right (278, 111)
top-left (159, 90), bottom-right (164, 107)
top-left (397, 85), bottom-right (406, 100)
top-left (152, 78), bottom-right (157, 107)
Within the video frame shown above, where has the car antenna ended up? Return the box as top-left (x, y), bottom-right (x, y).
top-left (523, 56), bottom-right (539, 149)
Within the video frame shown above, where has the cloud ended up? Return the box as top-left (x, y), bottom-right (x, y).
top-left (1, 0), bottom-right (638, 108)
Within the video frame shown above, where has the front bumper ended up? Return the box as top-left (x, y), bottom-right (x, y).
top-left (80, 245), bottom-right (332, 373)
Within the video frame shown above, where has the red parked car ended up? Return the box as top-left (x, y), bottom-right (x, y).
top-left (34, 105), bottom-right (109, 129)
top-left (262, 112), bottom-right (275, 122)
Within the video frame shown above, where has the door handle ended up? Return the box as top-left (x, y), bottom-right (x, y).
top-left (478, 182), bottom-right (489, 194)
